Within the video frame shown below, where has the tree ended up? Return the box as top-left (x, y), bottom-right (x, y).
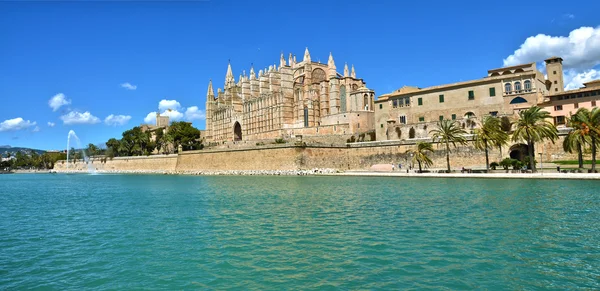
top-left (106, 138), bottom-right (121, 157)
top-left (86, 143), bottom-right (98, 158)
top-left (167, 122), bottom-right (202, 152)
top-left (500, 116), bottom-right (512, 133)
top-left (474, 116), bottom-right (509, 171)
top-left (430, 119), bottom-right (468, 172)
top-left (120, 127), bottom-right (150, 156)
top-left (155, 128), bottom-right (165, 154)
top-left (570, 107), bottom-right (600, 172)
top-left (563, 111), bottom-right (590, 169)
top-left (512, 106), bottom-right (558, 172)
top-left (407, 142), bottom-right (434, 173)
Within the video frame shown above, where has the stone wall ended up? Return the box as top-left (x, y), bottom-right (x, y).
top-left (53, 154), bottom-right (178, 172)
top-left (54, 135), bottom-right (584, 173)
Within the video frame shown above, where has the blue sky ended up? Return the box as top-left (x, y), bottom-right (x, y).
top-left (1, 0), bottom-right (599, 150)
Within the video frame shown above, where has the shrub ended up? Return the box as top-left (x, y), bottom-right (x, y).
top-left (274, 138), bottom-right (286, 144)
top-left (523, 156), bottom-right (537, 169)
top-left (409, 127), bottom-right (416, 139)
top-left (490, 162), bottom-right (499, 170)
top-left (512, 160), bottom-right (524, 170)
top-left (255, 142), bottom-right (265, 146)
top-left (499, 158), bottom-right (515, 170)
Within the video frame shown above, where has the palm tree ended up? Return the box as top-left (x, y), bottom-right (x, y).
top-left (407, 142), bottom-right (434, 173)
top-left (474, 116), bottom-right (509, 171)
top-left (571, 107), bottom-right (600, 171)
top-left (430, 119), bottom-right (468, 172)
top-left (563, 111), bottom-right (590, 169)
top-left (512, 106), bottom-right (558, 172)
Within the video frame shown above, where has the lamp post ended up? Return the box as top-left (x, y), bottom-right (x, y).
top-left (539, 142), bottom-right (544, 175)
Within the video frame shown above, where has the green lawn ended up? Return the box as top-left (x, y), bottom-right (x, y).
top-left (552, 160), bottom-right (594, 165)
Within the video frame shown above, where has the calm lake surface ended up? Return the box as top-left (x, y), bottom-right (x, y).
top-left (1, 174), bottom-right (598, 290)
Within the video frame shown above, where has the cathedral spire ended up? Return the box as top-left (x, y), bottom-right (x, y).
top-left (280, 52), bottom-right (286, 67)
top-left (303, 47), bottom-right (311, 62)
top-left (344, 63), bottom-right (349, 77)
top-left (328, 52), bottom-right (335, 68)
top-left (225, 60), bottom-right (235, 87)
top-left (351, 64), bottom-right (356, 78)
top-left (250, 64), bottom-right (256, 80)
top-left (328, 52), bottom-right (336, 78)
top-left (206, 79), bottom-right (214, 98)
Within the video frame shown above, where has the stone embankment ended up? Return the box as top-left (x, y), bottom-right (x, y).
top-left (53, 168), bottom-right (339, 176)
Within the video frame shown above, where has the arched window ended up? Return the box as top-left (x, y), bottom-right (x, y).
top-left (312, 68), bottom-right (326, 83)
top-left (505, 83), bottom-right (512, 93)
top-left (340, 85), bottom-right (347, 112)
top-left (524, 80), bottom-right (531, 91)
top-left (514, 81), bottom-right (521, 92)
top-left (352, 84), bottom-right (358, 91)
top-left (303, 107), bottom-right (309, 127)
top-left (364, 94), bottom-right (369, 110)
top-left (510, 97), bottom-right (528, 104)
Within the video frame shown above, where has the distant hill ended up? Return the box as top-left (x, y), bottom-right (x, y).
top-left (0, 146), bottom-right (46, 157)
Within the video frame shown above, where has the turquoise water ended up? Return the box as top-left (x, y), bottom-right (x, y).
top-left (0, 174), bottom-right (598, 290)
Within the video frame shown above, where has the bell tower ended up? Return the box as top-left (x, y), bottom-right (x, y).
top-left (545, 57), bottom-right (564, 94)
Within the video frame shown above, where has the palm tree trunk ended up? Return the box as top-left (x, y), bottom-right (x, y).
top-left (485, 146), bottom-right (490, 171)
top-left (592, 136), bottom-right (597, 172)
top-left (577, 142), bottom-right (584, 169)
top-left (418, 161), bottom-right (422, 173)
top-left (446, 141), bottom-right (451, 172)
top-left (528, 140), bottom-right (536, 172)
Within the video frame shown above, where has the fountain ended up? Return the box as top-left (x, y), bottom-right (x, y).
top-left (66, 130), bottom-right (97, 174)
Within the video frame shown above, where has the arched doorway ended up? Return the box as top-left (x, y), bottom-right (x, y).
top-left (233, 122), bottom-right (242, 141)
top-left (509, 143), bottom-right (529, 161)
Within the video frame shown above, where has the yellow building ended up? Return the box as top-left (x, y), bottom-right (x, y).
top-left (374, 57), bottom-right (566, 140)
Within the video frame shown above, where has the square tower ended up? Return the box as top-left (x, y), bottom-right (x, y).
top-left (545, 57), bottom-right (564, 94)
top-left (156, 112), bottom-right (170, 127)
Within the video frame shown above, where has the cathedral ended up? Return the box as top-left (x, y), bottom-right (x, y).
top-left (205, 48), bottom-right (376, 143)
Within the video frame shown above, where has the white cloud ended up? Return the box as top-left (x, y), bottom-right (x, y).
top-left (0, 117), bottom-right (37, 132)
top-left (48, 93), bottom-right (71, 112)
top-left (47, 122), bottom-right (55, 127)
top-left (60, 111), bottom-right (100, 125)
top-left (104, 114), bottom-right (132, 126)
top-left (503, 26), bottom-right (600, 90)
top-left (503, 26), bottom-right (600, 70)
top-left (564, 68), bottom-right (600, 90)
top-left (144, 99), bottom-right (203, 124)
top-left (564, 13), bottom-right (575, 19)
top-left (144, 110), bottom-right (185, 124)
top-left (144, 112), bottom-right (158, 124)
top-left (32, 126), bottom-right (40, 132)
top-left (120, 82), bottom-right (137, 90)
top-left (161, 109), bottom-right (184, 121)
top-left (158, 99), bottom-right (182, 111)
top-left (185, 106), bottom-right (206, 121)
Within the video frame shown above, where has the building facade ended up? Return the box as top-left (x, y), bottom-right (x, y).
top-left (204, 48), bottom-right (375, 143)
top-left (374, 57), bottom-right (568, 141)
top-left (540, 79), bottom-right (600, 127)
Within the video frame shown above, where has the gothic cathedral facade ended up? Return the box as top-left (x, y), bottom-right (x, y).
top-left (205, 48), bottom-right (375, 143)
